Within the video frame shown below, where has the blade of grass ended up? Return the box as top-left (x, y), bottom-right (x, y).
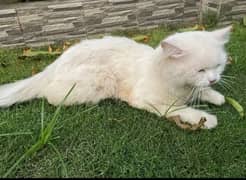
top-left (146, 102), bottom-right (162, 116)
top-left (63, 104), bottom-right (98, 123)
top-left (41, 83), bottom-right (76, 144)
top-left (49, 142), bottom-right (68, 178)
top-left (0, 132), bottom-right (32, 137)
top-left (0, 121), bottom-right (7, 126)
top-left (40, 99), bottom-right (45, 138)
top-left (3, 140), bottom-right (43, 177)
top-left (164, 98), bottom-right (180, 116)
top-left (3, 84), bottom-right (76, 177)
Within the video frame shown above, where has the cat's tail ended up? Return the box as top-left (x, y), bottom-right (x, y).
top-left (0, 72), bottom-right (48, 107)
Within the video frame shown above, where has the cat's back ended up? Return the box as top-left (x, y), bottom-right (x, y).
top-left (83, 36), bottom-right (152, 52)
top-left (58, 36), bottom-right (153, 67)
top-left (80, 36), bottom-right (153, 61)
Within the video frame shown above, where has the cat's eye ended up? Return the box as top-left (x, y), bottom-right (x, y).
top-left (198, 69), bottom-right (205, 72)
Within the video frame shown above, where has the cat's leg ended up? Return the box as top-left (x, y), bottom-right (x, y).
top-left (166, 106), bottom-right (218, 129)
top-left (200, 87), bottom-right (225, 106)
top-left (130, 86), bottom-right (217, 129)
top-left (129, 98), bottom-right (217, 129)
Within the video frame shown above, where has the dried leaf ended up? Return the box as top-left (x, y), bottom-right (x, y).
top-left (21, 50), bottom-right (61, 57)
top-left (143, 36), bottom-right (150, 43)
top-left (31, 66), bottom-right (38, 76)
top-left (132, 35), bottom-right (149, 43)
top-left (62, 44), bottom-right (68, 51)
top-left (178, 24), bottom-right (205, 32)
top-left (190, 117), bottom-right (206, 130)
top-left (197, 24), bottom-right (205, 31)
top-left (167, 115), bottom-right (191, 129)
top-left (48, 45), bottom-right (52, 53)
top-left (55, 48), bottom-right (62, 53)
top-left (167, 115), bottom-right (206, 131)
top-left (227, 56), bottom-right (233, 64)
top-left (243, 16), bottom-right (246, 26)
top-left (23, 47), bottom-right (31, 56)
top-left (62, 41), bottom-right (72, 51)
top-left (64, 41), bottom-right (71, 46)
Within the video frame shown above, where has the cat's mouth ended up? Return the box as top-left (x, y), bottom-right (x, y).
top-left (195, 79), bottom-right (219, 88)
top-left (209, 79), bottom-right (218, 85)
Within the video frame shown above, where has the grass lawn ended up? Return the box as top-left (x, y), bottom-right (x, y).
top-left (0, 24), bottom-right (245, 178)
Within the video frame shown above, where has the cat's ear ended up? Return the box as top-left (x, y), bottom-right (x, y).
top-left (211, 25), bottom-right (232, 44)
top-left (161, 41), bottom-right (186, 59)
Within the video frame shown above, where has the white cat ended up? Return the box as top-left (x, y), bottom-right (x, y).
top-left (0, 26), bottom-right (232, 129)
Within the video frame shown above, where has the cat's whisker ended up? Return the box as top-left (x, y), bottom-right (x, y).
top-left (194, 88), bottom-right (199, 107)
top-left (221, 75), bottom-right (236, 79)
top-left (198, 87), bottom-right (202, 106)
top-left (220, 81), bottom-right (231, 90)
top-left (192, 88), bottom-right (200, 108)
top-left (200, 86), bottom-right (210, 91)
top-left (221, 84), bottom-right (232, 90)
top-left (195, 84), bottom-right (203, 107)
top-left (221, 78), bottom-right (235, 83)
top-left (220, 77), bottom-right (236, 88)
top-left (195, 92), bottom-right (200, 108)
top-left (218, 82), bottom-right (230, 92)
top-left (220, 78), bottom-right (232, 85)
top-left (189, 90), bottom-right (195, 106)
top-left (189, 94), bottom-right (194, 106)
top-left (220, 77), bottom-right (235, 85)
top-left (221, 76), bottom-right (236, 82)
top-left (197, 87), bottom-right (202, 106)
top-left (220, 79), bottom-right (233, 90)
top-left (205, 107), bottom-right (227, 114)
top-left (198, 87), bottom-right (203, 107)
top-left (186, 86), bottom-right (196, 104)
top-left (192, 104), bottom-right (208, 108)
top-left (206, 109), bottom-right (222, 114)
top-left (185, 86), bottom-right (194, 104)
top-left (221, 78), bottom-right (235, 84)
top-left (190, 88), bottom-right (197, 107)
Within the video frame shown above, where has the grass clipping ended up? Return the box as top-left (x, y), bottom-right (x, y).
top-left (226, 97), bottom-right (244, 118)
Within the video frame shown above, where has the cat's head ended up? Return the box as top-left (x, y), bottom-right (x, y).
top-left (160, 26), bottom-right (232, 88)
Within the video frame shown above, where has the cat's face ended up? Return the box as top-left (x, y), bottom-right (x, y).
top-left (161, 26), bottom-right (232, 88)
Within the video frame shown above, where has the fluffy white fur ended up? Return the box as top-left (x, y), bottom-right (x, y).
top-left (0, 26), bottom-right (232, 129)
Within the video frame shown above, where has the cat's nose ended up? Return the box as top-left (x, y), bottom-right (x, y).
top-left (209, 80), bottom-right (216, 84)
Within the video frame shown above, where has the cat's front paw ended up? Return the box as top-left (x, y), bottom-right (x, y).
top-left (201, 114), bottom-right (218, 129)
top-left (201, 89), bottom-right (225, 106)
top-left (212, 94), bottom-right (225, 106)
top-left (167, 107), bottom-right (218, 130)
top-left (177, 110), bottom-right (218, 129)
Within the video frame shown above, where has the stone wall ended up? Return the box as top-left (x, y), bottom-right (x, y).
top-left (0, 0), bottom-right (245, 48)
top-left (206, 0), bottom-right (246, 26)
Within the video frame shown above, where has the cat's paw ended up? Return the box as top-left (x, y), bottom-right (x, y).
top-left (201, 89), bottom-right (225, 106)
top-left (201, 114), bottom-right (218, 129)
top-left (178, 111), bottom-right (218, 129)
top-left (167, 107), bottom-right (218, 130)
top-left (211, 94), bottom-right (225, 106)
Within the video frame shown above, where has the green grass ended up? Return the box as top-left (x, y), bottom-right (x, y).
top-left (0, 24), bottom-right (246, 178)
